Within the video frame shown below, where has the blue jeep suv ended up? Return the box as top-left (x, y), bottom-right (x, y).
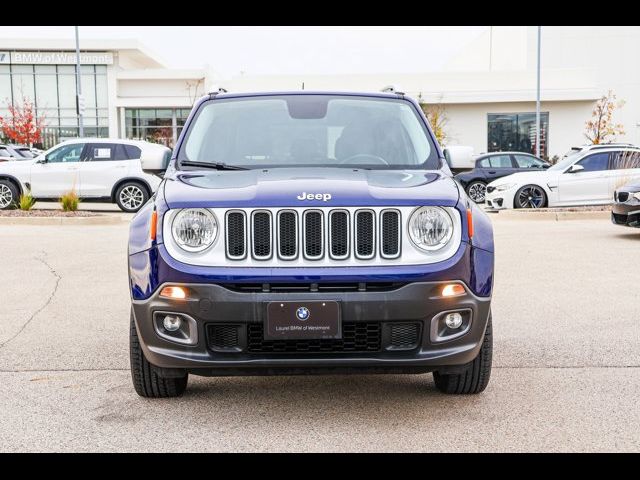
top-left (128, 90), bottom-right (495, 397)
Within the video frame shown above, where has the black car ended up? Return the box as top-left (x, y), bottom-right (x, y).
top-left (455, 152), bottom-right (550, 203)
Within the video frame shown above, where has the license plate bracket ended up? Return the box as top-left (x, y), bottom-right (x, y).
top-left (265, 301), bottom-right (341, 340)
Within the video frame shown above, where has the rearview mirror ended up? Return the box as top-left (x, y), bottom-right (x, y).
top-left (567, 164), bottom-right (585, 174)
top-left (140, 145), bottom-right (172, 175)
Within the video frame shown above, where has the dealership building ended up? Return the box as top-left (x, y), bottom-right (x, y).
top-left (1, 26), bottom-right (639, 158)
top-left (0, 38), bottom-right (208, 148)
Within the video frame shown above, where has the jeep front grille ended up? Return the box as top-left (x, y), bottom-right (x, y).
top-left (224, 208), bottom-right (401, 262)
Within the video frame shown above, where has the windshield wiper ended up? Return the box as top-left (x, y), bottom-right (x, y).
top-left (180, 160), bottom-right (248, 171)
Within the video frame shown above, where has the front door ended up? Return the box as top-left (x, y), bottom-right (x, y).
top-left (29, 143), bottom-right (85, 197)
top-left (558, 152), bottom-right (610, 205)
top-left (80, 143), bottom-right (131, 197)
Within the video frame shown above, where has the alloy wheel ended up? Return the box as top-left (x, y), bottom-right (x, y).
top-left (0, 184), bottom-right (14, 208)
top-left (119, 185), bottom-right (144, 211)
top-left (467, 182), bottom-right (486, 203)
top-left (517, 186), bottom-right (545, 208)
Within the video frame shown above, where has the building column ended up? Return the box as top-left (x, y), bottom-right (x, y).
top-left (106, 55), bottom-right (119, 138)
top-left (119, 107), bottom-right (126, 139)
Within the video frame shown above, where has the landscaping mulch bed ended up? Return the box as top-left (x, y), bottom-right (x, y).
top-left (0, 210), bottom-right (99, 217)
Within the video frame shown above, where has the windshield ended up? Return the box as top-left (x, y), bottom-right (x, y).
top-left (178, 95), bottom-right (439, 170)
top-left (548, 150), bottom-right (582, 171)
top-left (15, 148), bottom-right (35, 159)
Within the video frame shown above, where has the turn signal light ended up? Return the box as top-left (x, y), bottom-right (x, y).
top-left (150, 210), bottom-right (158, 241)
top-left (160, 286), bottom-right (188, 300)
top-left (442, 284), bottom-right (465, 297)
top-left (467, 209), bottom-right (474, 238)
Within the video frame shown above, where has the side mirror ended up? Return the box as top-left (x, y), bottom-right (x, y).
top-left (567, 164), bottom-right (584, 174)
top-left (542, 164), bottom-right (551, 169)
top-left (443, 146), bottom-right (475, 174)
top-left (140, 145), bottom-right (172, 175)
top-left (36, 155), bottom-right (47, 164)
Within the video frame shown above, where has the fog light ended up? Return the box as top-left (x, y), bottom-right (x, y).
top-left (445, 312), bottom-right (463, 329)
top-left (163, 315), bottom-right (182, 332)
top-left (442, 284), bottom-right (465, 297)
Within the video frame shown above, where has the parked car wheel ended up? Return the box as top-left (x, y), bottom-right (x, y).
top-left (433, 314), bottom-right (492, 394)
top-left (466, 181), bottom-right (487, 203)
top-left (116, 182), bottom-right (149, 212)
top-left (514, 184), bottom-right (547, 209)
top-left (0, 179), bottom-right (19, 210)
top-left (130, 311), bottom-right (188, 398)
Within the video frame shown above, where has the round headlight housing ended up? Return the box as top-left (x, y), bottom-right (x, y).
top-left (408, 206), bottom-right (454, 251)
top-left (171, 208), bottom-right (218, 252)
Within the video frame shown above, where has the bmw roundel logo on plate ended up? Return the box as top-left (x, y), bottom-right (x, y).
top-left (296, 307), bottom-right (310, 321)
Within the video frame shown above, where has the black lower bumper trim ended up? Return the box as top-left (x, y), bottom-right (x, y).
top-left (131, 281), bottom-right (492, 373)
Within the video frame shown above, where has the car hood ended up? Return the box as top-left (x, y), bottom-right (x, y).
top-left (617, 180), bottom-right (640, 192)
top-left (0, 159), bottom-right (35, 171)
top-left (487, 170), bottom-right (556, 187)
top-left (162, 168), bottom-right (460, 208)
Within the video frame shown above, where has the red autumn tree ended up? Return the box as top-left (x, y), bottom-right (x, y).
top-left (0, 97), bottom-right (46, 147)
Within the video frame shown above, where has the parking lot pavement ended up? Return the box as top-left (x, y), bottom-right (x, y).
top-left (1, 214), bottom-right (639, 452)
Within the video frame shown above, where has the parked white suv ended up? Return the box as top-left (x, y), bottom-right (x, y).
top-left (0, 138), bottom-right (170, 212)
top-left (485, 144), bottom-right (640, 209)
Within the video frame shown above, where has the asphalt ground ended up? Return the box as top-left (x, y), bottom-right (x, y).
top-left (1, 210), bottom-right (639, 452)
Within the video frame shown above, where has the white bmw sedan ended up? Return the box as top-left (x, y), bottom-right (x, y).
top-left (485, 144), bottom-right (640, 209)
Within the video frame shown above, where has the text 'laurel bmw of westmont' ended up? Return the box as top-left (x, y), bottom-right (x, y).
top-left (127, 89), bottom-right (495, 398)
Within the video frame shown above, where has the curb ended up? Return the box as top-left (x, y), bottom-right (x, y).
top-left (0, 214), bottom-right (129, 226)
top-left (493, 210), bottom-right (610, 221)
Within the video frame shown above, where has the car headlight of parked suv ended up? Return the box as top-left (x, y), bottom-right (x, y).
top-left (408, 206), bottom-right (454, 251)
top-left (171, 208), bottom-right (219, 252)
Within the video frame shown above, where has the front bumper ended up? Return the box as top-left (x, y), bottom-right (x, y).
top-left (485, 188), bottom-right (511, 210)
top-left (132, 281), bottom-right (492, 376)
top-left (612, 202), bottom-right (640, 227)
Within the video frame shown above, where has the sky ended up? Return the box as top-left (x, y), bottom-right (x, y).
top-left (0, 26), bottom-right (488, 78)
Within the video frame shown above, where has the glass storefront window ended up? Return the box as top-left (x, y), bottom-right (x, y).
top-left (125, 108), bottom-right (192, 147)
top-left (488, 112), bottom-right (549, 158)
top-left (0, 62), bottom-right (109, 148)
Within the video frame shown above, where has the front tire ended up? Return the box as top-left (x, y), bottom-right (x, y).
top-left (130, 311), bottom-right (188, 398)
top-left (116, 182), bottom-right (149, 213)
top-left (466, 181), bottom-right (487, 203)
top-left (514, 184), bottom-right (547, 209)
top-left (433, 314), bottom-right (492, 394)
top-left (0, 180), bottom-right (19, 210)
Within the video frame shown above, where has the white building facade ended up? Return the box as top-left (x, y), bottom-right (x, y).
top-left (1, 27), bottom-right (638, 159)
top-left (228, 26), bottom-right (640, 160)
top-left (0, 39), bottom-right (208, 148)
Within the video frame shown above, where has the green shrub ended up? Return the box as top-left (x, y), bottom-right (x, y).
top-left (18, 191), bottom-right (36, 211)
top-left (60, 191), bottom-right (80, 212)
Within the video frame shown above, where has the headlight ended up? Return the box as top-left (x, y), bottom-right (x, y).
top-left (408, 206), bottom-right (453, 251)
top-left (171, 208), bottom-right (218, 252)
top-left (633, 192), bottom-right (640, 201)
top-left (495, 183), bottom-right (516, 191)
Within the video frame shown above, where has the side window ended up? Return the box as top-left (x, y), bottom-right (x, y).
top-left (576, 153), bottom-right (609, 172)
top-left (46, 143), bottom-right (84, 163)
top-left (477, 158), bottom-right (490, 168)
top-left (85, 144), bottom-right (129, 161)
top-left (515, 154), bottom-right (544, 168)
top-left (0, 147), bottom-right (11, 157)
top-left (611, 150), bottom-right (640, 170)
top-left (124, 145), bottom-right (142, 160)
top-left (488, 155), bottom-right (512, 168)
